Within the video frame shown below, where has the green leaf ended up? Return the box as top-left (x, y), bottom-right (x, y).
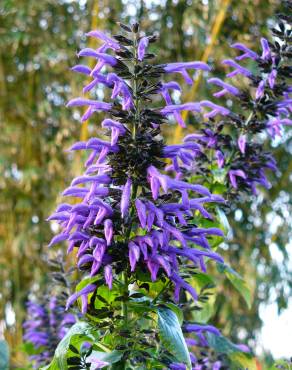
top-left (157, 308), bottom-right (191, 369)
top-left (207, 333), bottom-right (256, 369)
top-left (89, 350), bottom-right (123, 365)
top-left (217, 263), bottom-right (252, 309)
top-left (164, 303), bottom-right (184, 325)
top-left (45, 321), bottom-right (98, 370)
top-left (0, 340), bottom-right (9, 370)
top-left (206, 332), bottom-right (242, 355)
top-left (216, 207), bottom-right (233, 239)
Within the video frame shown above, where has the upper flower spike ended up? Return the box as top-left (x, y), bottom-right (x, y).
top-left (49, 23), bottom-right (225, 316)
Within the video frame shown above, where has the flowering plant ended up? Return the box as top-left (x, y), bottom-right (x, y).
top-left (23, 6), bottom-right (291, 370)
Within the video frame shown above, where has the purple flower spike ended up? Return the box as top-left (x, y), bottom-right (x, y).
top-left (215, 150), bottom-right (224, 168)
top-left (138, 36), bottom-right (149, 61)
top-left (121, 178), bottom-right (132, 218)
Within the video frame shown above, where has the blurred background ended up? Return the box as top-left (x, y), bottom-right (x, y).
top-left (0, 0), bottom-right (291, 368)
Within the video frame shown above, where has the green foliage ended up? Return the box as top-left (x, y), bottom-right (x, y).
top-left (157, 308), bottom-right (192, 369)
top-left (43, 322), bottom-right (99, 370)
top-left (217, 263), bottom-right (252, 309)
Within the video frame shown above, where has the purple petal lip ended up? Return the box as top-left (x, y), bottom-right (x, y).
top-left (66, 98), bottom-right (112, 110)
top-left (222, 59), bottom-right (252, 78)
top-left (207, 77), bottom-right (239, 96)
top-left (86, 30), bottom-right (120, 50)
top-left (164, 61), bottom-right (211, 72)
top-left (71, 65), bottom-right (91, 75)
top-left (161, 103), bottom-right (201, 114)
top-left (137, 36), bottom-right (149, 61)
top-left (160, 81), bottom-right (181, 91)
top-left (230, 42), bottom-right (258, 60)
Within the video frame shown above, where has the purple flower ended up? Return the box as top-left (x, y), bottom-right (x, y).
top-left (222, 59), bottom-right (252, 78)
top-left (104, 219), bottom-right (113, 245)
top-left (137, 36), bottom-right (149, 61)
top-left (106, 73), bottom-right (133, 110)
top-left (104, 265), bottom-right (113, 289)
top-left (66, 283), bottom-right (97, 314)
top-left (268, 69), bottom-right (277, 88)
top-left (24, 295), bottom-right (76, 368)
top-left (255, 80), bottom-right (266, 100)
top-left (200, 100), bottom-right (230, 118)
top-left (231, 42), bottom-right (259, 60)
top-left (164, 61), bottom-right (211, 85)
top-left (169, 363), bottom-right (187, 370)
top-left (208, 77), bottom-right (239, 97)
top-left (129, 241), bottom-right (140, 271)
top-left (78, 49), bottom-right (118, 67)
top-left (229, 169), bottom-right (247, 189)
top-left (215, 150), bottom-right (224, 168)
top-left (261, 37), bottom-right (271, 60)
top-left (160, 81), bottom-right (181, 104)
top-left (238, 134), bottom-right (247, 154)
top-left (161, 103), bottom-right (201, 127)
top-left (86, 30), bottom-right (120, 50)
top-left (121, 178), bottom-right (132, 218)
top-left (102, 119), bottom-right (127, 145)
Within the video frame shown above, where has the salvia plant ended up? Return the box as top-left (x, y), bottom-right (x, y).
top-left (23, 5), bottom-right (291, 370)
top-left (23, 254), bottom-right (76, 368)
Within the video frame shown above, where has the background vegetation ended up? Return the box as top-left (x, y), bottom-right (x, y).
top-left (0, 0), bottom-right (291, 367)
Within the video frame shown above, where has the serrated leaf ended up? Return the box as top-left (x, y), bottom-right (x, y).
top-left (0, 340), bottom-right (9, 370)
top-left (217, 263), bottom-right (252, 309)
top-left (157, 308), bottom-right (191, 369)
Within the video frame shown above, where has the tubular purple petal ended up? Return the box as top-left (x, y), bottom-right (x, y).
top-left (121, 178), bottom-right (132, 218)
top-left (137, 36), bottom-right (149, 61)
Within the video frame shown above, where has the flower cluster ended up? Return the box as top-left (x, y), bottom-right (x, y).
top-left (23, 255), bottom-right (76, 368)
top-left (180, 11), bottom-right (291, 199)
top-left (48, 22), bottom-right (225, 314)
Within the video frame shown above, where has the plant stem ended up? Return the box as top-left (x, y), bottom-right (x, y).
top-left (122, 271), bottom-right (129, 325)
